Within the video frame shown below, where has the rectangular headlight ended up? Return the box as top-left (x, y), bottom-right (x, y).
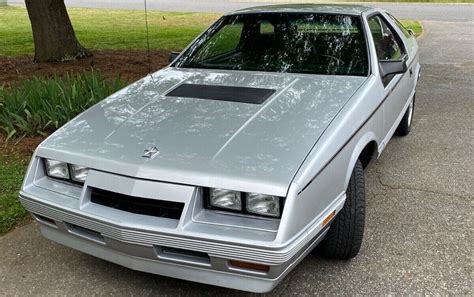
top-left (70, 165), bottom-right (89, 183)
top-left (209, 188), bottom-right (242, 211)
top-left (246, 193), bottom-right (281, 217)
top-left (44, 159), bottom-right (70, 180)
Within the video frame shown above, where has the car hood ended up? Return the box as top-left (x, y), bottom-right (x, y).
top-left (37, 68), bottom-right (366, 196)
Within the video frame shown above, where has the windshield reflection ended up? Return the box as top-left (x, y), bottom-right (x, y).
top-left (175, 13), bottom-right (369, 76)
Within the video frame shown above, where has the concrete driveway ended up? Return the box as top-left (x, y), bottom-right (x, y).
top-left (1, 3), bottom-right (473, 296)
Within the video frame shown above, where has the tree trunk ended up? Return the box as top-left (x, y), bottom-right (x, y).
top-left (25, 0), bottom-right (91, 62)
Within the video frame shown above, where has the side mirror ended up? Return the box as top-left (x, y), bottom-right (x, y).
top-left (378, 59), bottom-right (408, 78)
top-left (407, 29), bottom-right (415, 37)
top-left (169, 51), bottom-right (180, 63)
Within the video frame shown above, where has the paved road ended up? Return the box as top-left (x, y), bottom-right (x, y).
top-left (1, 2), bottom-right (473, 296)
top-left (6, 0), bottom-right (474, 22)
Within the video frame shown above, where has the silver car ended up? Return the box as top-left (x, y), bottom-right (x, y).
top-left (19, 4), bottom-right (420, 293)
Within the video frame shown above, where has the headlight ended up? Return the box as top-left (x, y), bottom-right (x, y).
top-left (70, 165), bottom-right (89, 183)
top-left (44, 159), bottom-right (89, 184)
top-left (246, 193), bottom-right (281, 217)
top-left (204, 188), bottom-right (283, 218)
top-left (209, 188), bottom-right (242, 211)
top-left (44, 159), bottom-right (70, 180)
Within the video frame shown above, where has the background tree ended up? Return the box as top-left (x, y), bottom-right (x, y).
top-left (25, 0), bottom-right (91, 62)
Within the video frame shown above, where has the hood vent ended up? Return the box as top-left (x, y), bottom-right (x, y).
top-left (166, 83), bottom-right (275, 104)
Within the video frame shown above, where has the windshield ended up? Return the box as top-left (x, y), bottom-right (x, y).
top-left (174, 13), bottom-right (369, 76)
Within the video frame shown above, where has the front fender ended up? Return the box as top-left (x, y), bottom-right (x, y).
top-left (344, 132), bottom-right (378, 188)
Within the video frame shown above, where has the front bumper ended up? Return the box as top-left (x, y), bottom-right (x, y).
top-left (19, 193), bottom-right (329, 293)
top-left (18, 157), bottom-right (342, 292)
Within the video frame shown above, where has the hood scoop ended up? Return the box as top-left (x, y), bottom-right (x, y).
top-left (166, 83), bottom-right (276, 104)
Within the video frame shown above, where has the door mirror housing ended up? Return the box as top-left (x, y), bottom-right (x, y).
top-left (378, 59), bottom-right (408, 78)
top-left (169, 51), bottom-right (180, 63)
top-left (407, 29), bottom-right (415, 36)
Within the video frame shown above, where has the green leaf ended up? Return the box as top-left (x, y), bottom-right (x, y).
top-left (1, 71), bottom-right (126, 139)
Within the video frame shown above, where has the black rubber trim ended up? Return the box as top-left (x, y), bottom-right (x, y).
top-left (166, 84), bottom-right (276, 104)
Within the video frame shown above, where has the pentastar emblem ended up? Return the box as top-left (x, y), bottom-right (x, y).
top-left (142, 146), bottom-right (160, 159)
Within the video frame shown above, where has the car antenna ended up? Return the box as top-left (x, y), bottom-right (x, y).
top-left (144, 0), bottom-right (152, 74)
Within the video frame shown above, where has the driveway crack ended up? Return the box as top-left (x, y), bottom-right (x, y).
top-left (374, 167), bottom-right (471, 200)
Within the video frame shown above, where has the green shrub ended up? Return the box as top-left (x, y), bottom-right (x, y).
top-left (0, 72), bottom-right (126, 139)
top-left (0, 156), bottom-right (29, 235)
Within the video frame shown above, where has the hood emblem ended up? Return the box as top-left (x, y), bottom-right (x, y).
top-left (142, 146), bottom-right (160, 159)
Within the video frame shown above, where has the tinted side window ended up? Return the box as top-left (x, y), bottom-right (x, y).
top-left (259, 20), bottom-right (275, 34)
top-left (192, 20), bottom-right (244, 61)
top-left (368, 15), bottom-right (405, 60)
top-left (387, 13), bottom-right (412, 39)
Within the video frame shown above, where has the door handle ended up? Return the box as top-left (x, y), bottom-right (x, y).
top-left (409, 68), bottom-right (413, 77)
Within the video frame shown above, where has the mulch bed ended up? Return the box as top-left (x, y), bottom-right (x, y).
top-left (0, 133), bottom-right (44, 158)
top-left (0, 50), bottom-right (171, 86)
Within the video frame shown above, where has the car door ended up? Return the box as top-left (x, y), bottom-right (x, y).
top-left (367, 14), bottom-right (413, 141)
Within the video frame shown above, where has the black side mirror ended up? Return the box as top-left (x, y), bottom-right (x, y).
top-left (379, 59), bottom-right (408, 78)
top-left (407, 29), bottom-right (415, 37)
top-left (169, 51), bottom-right (180, 63)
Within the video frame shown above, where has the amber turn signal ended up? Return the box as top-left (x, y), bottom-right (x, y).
top-left (322, 210), bottom-right (336, 227)
top-left (229, 260), bottom-right (270, 272)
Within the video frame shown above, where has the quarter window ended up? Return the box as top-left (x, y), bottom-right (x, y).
top-left (368, 15), bottom-right (405, 60)
top-left (259, 20), bottom-right (275, 34)
top-left (387, 13), bottom-right (412, 39)
top-left (192, 20), bottom-right (244, 62)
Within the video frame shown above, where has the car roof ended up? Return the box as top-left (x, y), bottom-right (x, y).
top-left (226, 4), bottom-right (374, 16)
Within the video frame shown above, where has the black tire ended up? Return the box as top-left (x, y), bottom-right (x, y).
top-left (318, 160), bottom-right (365, 260)
top-left (395, 95), bottom-right (415, 136)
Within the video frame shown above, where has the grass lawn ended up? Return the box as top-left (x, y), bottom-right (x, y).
top-left (0, 6), bottom-right (220, 56)
top-left (0, 6), bottom-right (423, 57)
top-left (400, 20), bottom-right (423, 37)
top-left (0, 155), bottom-right (29, 235)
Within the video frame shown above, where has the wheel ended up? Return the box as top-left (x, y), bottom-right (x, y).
top-left (395, 94), bottom-right (415, 136)
top-left (318, 160), bottom-right (365, 260)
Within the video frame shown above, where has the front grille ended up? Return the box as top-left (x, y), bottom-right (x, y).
top-left (90, 188), bottom-right (184, 220)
